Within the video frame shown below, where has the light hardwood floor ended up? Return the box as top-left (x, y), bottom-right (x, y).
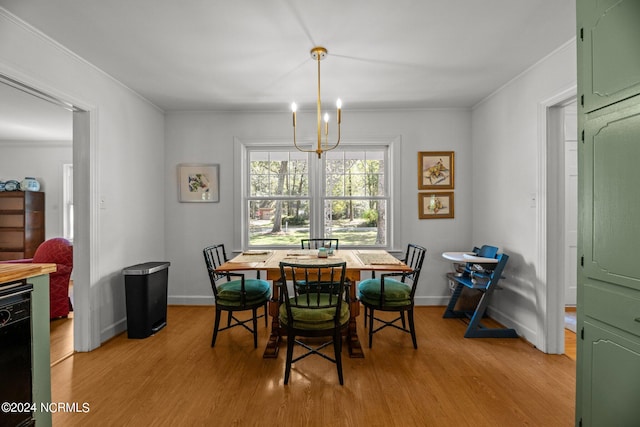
top-left (49, 313), bottom-right (74, 366)
top-left (564, 307), bottom-right (577, 361)
top-left (50, 306), bottom-right (575, 426)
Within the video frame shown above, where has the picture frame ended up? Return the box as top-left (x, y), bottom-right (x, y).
top-left (418, 192), bottom-right (454, 219)
top-left (418, 151), bottom-right (454, 190)
top-left (177, 163), bottom-right (219, 202)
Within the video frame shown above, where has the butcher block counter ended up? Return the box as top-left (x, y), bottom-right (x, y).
top-left (0, 263), bottom-right (56, 427)
top-left (0, 263), bottom-right (56, 284)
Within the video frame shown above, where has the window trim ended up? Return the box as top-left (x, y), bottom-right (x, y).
top-left (62, 163), bottom-right (74, 242)
top-left (233, 136), bottom-right (402, 251)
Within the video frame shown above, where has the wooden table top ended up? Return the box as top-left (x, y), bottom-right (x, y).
top-left (216, 249), bottom-right (411, 273)
top-left (0, 263), bottom-right (57, 284)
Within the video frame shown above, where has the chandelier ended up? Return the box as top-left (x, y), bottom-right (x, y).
top-left (291, 46), bottom-right (342, 158)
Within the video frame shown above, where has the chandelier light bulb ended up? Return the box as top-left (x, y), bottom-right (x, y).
top-left (336, 99), bottom-right (342, 109)
top-left (291, 102), bottom-right (297, 112)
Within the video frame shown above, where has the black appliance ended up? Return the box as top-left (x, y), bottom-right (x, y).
top-left (0, 280), bottom-right (34, 427)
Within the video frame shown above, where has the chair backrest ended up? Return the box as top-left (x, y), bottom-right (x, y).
top-left (402, 243), bottom-right (427, 297)
top-left (278, 261), bottom-right (347, 328)
top-left (203, 244), bottom-right (230, 296)
top-left (300, 238), bottom-right (339, 250)
top-left (467, 245), bottom-right (499, 276)
top-left (474, 245), bottom-right (499, 259)
top-left (33, 237), bottom-right (73, 276)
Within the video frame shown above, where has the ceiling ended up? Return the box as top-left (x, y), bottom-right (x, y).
top-left (0, 0), bottom-right (576, 140)
top-left (0, 83), bottom-right (73, 141)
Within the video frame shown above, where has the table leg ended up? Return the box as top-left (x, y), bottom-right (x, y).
top-left (263, 298), bottom-right (281, 358)
top-left (347, 299), bottom-right (364, 358)
top-left (263, 275), bottom-right (281, 358)
top-left (346, 276), bottom-right (365, 358)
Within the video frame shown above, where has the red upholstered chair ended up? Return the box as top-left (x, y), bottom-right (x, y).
top-left (33, 238), bottom-right (73, 318)
top-left (0, 238), bottom-right (73, 318)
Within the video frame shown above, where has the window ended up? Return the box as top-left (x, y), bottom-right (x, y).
top-left (62, 163), bottom-right (73, 242)
top-left (237, 138), bottom-right (398, 249)
top-left (324, 150), bottom-right (388, 246)
top-left (247, 150), bottom-right (310, 246)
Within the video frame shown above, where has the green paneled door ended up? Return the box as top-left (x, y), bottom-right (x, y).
top-left (577, 0), bottom-right (640, 425)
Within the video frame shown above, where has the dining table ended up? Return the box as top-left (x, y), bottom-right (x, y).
top-left (215, 248), bottom-right (412, 358)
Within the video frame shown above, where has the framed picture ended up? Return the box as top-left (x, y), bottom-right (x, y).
top-left (418, 192), bottom-right (454, 219)
top-left (177, 163), bottom-right (219, 202)
top-left (418, 151), bottom-right (454, 190)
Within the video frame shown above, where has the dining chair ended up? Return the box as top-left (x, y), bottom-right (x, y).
top-left (357, 243), bottom-right (427, 349)
top-left (300, 238), bottom-right (339, 250)
top-left (278, 261), bottom-right (349, 385)
top-left (203, 244), bottom-right (271, 348)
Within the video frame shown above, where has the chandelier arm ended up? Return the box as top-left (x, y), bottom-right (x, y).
top-left (323, 126), bottom-right (341, 152)
top-left (293, 115), bottom-right (313, 153)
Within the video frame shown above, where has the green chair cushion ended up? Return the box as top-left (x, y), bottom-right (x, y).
top-left (216, 279), bottom-right (270, 307)
top-left (279, 293), bottom-right (349, 330)
top-left (358, 278), bottom-right (411, 307)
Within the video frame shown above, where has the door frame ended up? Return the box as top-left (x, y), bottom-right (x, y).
top-left (537, 85), bottom-right (577, 354)
top-left (0, 69), bottom-right (100, 352)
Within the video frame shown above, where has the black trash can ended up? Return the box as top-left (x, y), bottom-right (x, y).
top-left (122, 261), bottom-right (170, 339)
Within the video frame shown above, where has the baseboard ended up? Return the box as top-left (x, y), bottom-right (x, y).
top-left (168, 295), bottom-right (214, 305)
top-left (413, 296), bottom-right (451, 306)
top-left (486, 306), bottom-right (537, 344)
top-left (100, 318), bottom-right (127, 344)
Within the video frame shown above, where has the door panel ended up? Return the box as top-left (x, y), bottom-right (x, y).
top-left (583, 101), bottom-right (640, 291)
top-left (581, 0), bottom-right (640, 112)
top-left (582, 321), bottom-right (640, 427)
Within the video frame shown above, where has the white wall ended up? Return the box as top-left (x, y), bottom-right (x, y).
top-left (0, 9), bottom-right (166, 348)
top-left (0, 140), bottom-right (72, 239)
top-left (164, 109), bottom-right (473, 305)
top-left (471, 40), bottom-right (577, 347)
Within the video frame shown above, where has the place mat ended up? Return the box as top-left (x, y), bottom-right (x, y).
top-left (286, 249), bottom-right (318, 256)
top-left (355, 251), bottom-right (403, 265)
top-left (281, 257), bottom-right (344, 265)
top-left (229, 251), bottom-right (273, 263)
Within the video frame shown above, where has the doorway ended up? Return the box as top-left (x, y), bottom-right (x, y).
top-left (0, 73), bottom-right (94, 354)
top-left (544, 91), bottom-right (578, 356)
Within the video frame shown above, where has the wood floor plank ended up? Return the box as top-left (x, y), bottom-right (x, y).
top-left (50, 306), bottom-right (575, 426)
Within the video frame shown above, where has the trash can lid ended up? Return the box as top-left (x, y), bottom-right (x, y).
top-left (122, 262), bottom-right (170, 275)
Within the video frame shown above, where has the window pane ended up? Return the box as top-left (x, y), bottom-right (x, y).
top-left (324, 199), bottom-right (387, 246)
top-left (325, 150), bottom-right (385, 196)
top-left (326, 172), bottom-right (344, 196)
top-left (326, 150), bottom-right (345, 174)
top-left (249, 153), bottom-right (270, 196)
top-left (364, 154), bottom-right (385, 196)
top-left (248, 200), bottom-right (310, 246)
top-left (250, 151), bottom-right (309, 197)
